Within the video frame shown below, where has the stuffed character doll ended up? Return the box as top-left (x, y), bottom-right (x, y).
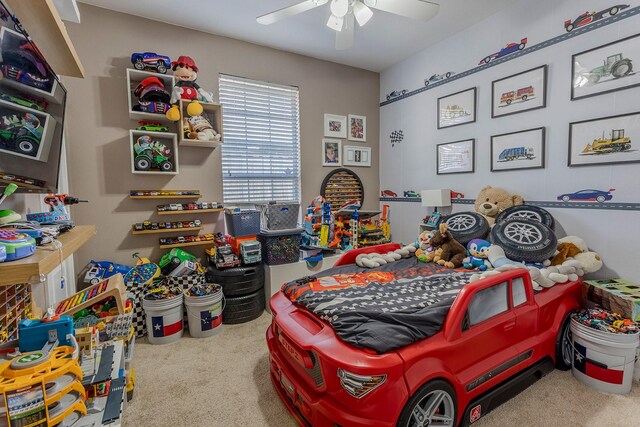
top-left (415, 229), bottom-right (440, 263)
top-left (462, 239), bottom-right (492, 271)
top-left (474, 185), bottom-right (524, 226)
top-left (430, 223), bottom-right (467, 269)
top-left (166, 56), bottom-right (215, 121)
top-left (187, 114), bottom-right (221, 141)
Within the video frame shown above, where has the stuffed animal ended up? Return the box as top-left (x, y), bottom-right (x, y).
top-left (463, 239), bottom-right (492, 271)
top-left (185, 114), bottom-right (221, 141)
top-left (166, 56), bottom-right (215, 121)
top-left (474, 185), bottom-right (524, 226)
top-left (415, 229), bottom-right (440, 263)
top-left (355, 245), bottom-right (417, 268)
top-left (430, 223), bottom-right (467, 269)
top-left (552, 236), bottom-right (603, 273)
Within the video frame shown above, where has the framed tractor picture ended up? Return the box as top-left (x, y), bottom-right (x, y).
top-left (568, 112), bottom-right (640, 167)
top-left (571, 33), bottom-right (640, 100)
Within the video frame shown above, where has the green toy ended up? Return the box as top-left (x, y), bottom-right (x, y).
top-left (133, 135), bottom-right (173, 172)
top-left (159, 248), bottom-right (196, 274)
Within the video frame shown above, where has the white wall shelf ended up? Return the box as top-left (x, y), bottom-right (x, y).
top-left (129, 129), bottom-right (179, 175)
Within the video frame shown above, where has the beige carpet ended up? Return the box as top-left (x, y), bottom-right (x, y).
top-left (124, 312), bottom-right (640, 426)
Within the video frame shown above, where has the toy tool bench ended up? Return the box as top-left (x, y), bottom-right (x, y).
top-left (54, 274), bottom-right (126, 317)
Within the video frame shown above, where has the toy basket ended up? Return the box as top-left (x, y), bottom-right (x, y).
top-left (225, 210), bottom-right (260, 237)
top-left (258, 228), bottom-right (303, 265)
top-left (258, 202), bottom-right (300, 230)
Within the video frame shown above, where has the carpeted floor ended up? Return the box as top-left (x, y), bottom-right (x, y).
top-left (124, 312), bottom-right (640, 427)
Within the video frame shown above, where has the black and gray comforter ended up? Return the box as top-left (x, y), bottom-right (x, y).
top-left (282, 258), bottom-right (474, 353)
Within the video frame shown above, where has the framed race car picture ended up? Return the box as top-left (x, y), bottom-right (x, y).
top-left (491, 127), bottom-right (545, 172)
top-left (492, 65), bottom-right (547, 118)
top-left (571, 33), bottom-right (640, 100)
top-left (437, 87), bottom-right (476, 129)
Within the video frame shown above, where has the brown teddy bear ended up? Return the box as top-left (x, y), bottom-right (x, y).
top-left (475, 185), bottom-right (524, 226)
top-left (430, 223), bottom-right (467, 268)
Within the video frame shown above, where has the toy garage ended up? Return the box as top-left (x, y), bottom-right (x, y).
top-left (0, 0), bottom-right (638, 426)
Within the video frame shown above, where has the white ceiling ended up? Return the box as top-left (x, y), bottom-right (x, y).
top-left (79, 0), bottom-right (513, 72)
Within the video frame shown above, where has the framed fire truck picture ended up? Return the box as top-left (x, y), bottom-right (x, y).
top-left (492, 65), bottom-right (547, 118)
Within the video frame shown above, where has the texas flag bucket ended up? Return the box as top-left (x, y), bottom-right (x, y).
top-left (570, 318), bottom-right (639, 394)
top-left (143, 291), bottom-right (184, 345)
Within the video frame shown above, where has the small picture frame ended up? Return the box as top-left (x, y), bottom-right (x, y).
top-left (343, 145), bottom-right (371, 167)
top-left (348, 114), bottom-right (366, 142)
top-left (324, 114), bottom-right (347, 138)
top-left (491, 127), bottom-right (545, 172)
top-left (322, 138), bottom-right (342, 166)
top-left (571, 33), bottom-right (640, 101)
top-left (568, 111), bottom-right (640, 167)
top-left (492, 65), bottom-right (547, 118)
top-left (426, 212), bottom-right (441, 227)
top-left (436, 139), bottom-right (475, 174)
top-left (437, 87), bottom-right (476, 129)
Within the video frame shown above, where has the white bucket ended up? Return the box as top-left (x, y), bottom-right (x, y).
top-left (570, 318), bottom-right (639, 394)
top-left (143, 291), bottom-right (184, 345)
top-left (184, 286), bottom-right (224, 338)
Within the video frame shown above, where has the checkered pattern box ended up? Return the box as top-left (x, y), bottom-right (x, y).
top-left (257, 203), bottom-right (300, 230)
top-left (582, 278), bottom-right (640, 321)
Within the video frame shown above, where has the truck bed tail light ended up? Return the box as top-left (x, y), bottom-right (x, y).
top-left (337, 369), bottom-right (386, 398)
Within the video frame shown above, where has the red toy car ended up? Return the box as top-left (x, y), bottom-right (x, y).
top-left (380, 190), bottom-right (398, 197)
top-left (450, 190), bottom-right (465, 199)
top-left (267, 249), bottom-right (581, 427)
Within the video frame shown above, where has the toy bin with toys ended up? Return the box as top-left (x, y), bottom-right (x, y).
top-left (257, 228), bottom-right (303, 265)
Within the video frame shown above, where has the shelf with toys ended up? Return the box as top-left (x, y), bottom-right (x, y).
top-left (0, 284), bottom-right (32, 344)
top-left (126, 68), bottom-right (175, 123)
top-left (158, 208), bottom-right (223, 216)
top-left (131, 218), bottom-right (204, 235)
top-left (132, 226), bottom-right (204, 235)
top-left (129, 130), bottom-right (179, 175)
top-left (129, 189), bottom-right (202, 199)
top-left (177, 99), bottom-right (223, 148)
top-left (159, 234), bottom-right (216, 249)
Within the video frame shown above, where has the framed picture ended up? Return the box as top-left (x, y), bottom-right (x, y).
top-left (322, 139), bottom-right (342, 166)
top-left (437, 87), bottom-right (476, 129)
top-left (436, 139), bottom-right (475, 174)
top-left (568, 111), bottom-right (640, 167)
top-left (491, 127), bottom-right (545, 172)
top-left (343, 145), bottom-right (372, 167)
top-left (572, 33), bottom-right (640, 100)
top-left (324, 114), bottom-right (347, 138)
top-left (348, 114), bottom-right (366, 142)
top-left (492, 65), bottom-right (547, 118)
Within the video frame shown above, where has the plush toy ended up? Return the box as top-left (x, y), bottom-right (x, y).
top-left (166, 56), bottom-right (215, 122)
top-left (355, 245), bottom-right (417, 268)
top-left (552, 236), bottom-right (603, 273)
top-left (474, 185), bottom-right (524, 226)
top-left (415, 229), bottom-right (440, 263)
top-left (184, 114), bottom-right (221, 142)
top-left (430, 223), bottom-right (467, 269)
top-left (463, 239), bottom-right (492, 271)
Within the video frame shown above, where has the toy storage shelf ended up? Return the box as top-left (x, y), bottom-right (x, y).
top-left (178, 99), bottom-right (224, 147)
top-left (159, 240), bottom-right (215, 249)
top-left (0, 98), bottom-right (57, 162)
top-left (0, 225), bottom-right (96, 286)
top-left (129, 129), bottom-right (179, 175)
top-left (158, 208), bottom-right (223, 215)
top-left (0, 284), bottom-right (32, 345)
top-left (131, 226), bottom-right (204, 235)
top-left (129, 195), bottom-right (202, 199)
top-left (126, 68), bottom-right (175, 123)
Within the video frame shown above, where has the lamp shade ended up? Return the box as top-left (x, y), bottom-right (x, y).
top-left (421, 189), bottom-right (451, 207)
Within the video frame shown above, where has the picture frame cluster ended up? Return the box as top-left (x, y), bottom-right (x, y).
top-left (322, 113), bottom-right (371, 167)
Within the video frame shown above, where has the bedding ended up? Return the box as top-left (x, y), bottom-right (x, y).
top-left (282, 257), bottom-right (474, 353)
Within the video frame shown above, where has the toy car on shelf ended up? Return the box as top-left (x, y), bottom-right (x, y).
top-left (0, 113), bottom-right (43, 157)
top-left (564, 4), bottom-right (629, 32)
top-left (130, 52), bottom-right (172, 74)
top-left (133, 135), bottom-right (173, 172)
top-left (380, 190), bottom-right (398, 197)
top-left (450, 190), bottom-right (465, 199)
top-left (557, 188), bottom-right (615, 203)
top-left (185, 203), bottom-right (198, 210)
top-left (403, 190), bottom-right (419, 198)
top-left (1, 42), bottom-right (51, 90)
top-left (478, 38), bottom-right (528, 65)
top-left (424, 72), bottom-right (455, 86)
top-left (386, 90), bottom-right (407, 101)
top-left (0, 93), bottom-right (46, 111)
top-left (136, 121), bottom-right (169, 132)
top-left (0, 172), bottom-right (46, 188)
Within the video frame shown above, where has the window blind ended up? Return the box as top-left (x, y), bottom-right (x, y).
top-left (219, 74), bottom-right (301, 203)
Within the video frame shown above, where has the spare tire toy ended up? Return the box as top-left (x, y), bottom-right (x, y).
top-left (206, 264), bottom-right (264, 297)
top-left (441, 212), bottom-right (490, 246)
top-left (490, 217), bottom-right (557, 263)
top-left (223, 290), bottom-right (265, 324)
top-left (495, 205), bottom-right (555, 230)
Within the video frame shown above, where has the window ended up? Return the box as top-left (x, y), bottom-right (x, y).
top-left (219, 74), bottom-right (301, 203)
top-left (467, 282), bottom-right (509, 327)
top-left (511, 277), bottom-right (528, 307)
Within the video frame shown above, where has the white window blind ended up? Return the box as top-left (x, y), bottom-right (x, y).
top-left (219, 74), bottom-right (301, 203)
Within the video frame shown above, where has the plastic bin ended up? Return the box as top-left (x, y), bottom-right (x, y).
top-left (258, 203), bottom-right (300, 230)
top-left (225, 210), bottom-right (260, 237)
top-left (258, 228), bottom-right (303, 265)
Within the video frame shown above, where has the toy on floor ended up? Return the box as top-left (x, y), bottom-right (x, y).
top-left (430, 223), bottom-right (467, 268)
top-left (474, 185), bottom-right (524, 227)
top-left (166, 56), bottom-right (215, 121)
top-left (81, 260), bottom-right (133, 286)
top-left (55, 274), bottom-right (126, 317)
top-left (124, 252), bottom-right (160, 285)
top-left (355, 244), bottom-right (416, 268)
top-left (25, 194), bottom-right (87, 224)
top-left (463, 239), bottom-right (492, 271)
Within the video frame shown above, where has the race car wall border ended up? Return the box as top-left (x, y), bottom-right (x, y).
top-left (380, 5), bottom-right (640, 107)
top-left (378, 197), bottom-right (640, 211)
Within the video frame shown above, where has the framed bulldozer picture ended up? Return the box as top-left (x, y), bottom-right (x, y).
top-left (571, 33), bottom-right (640, 100)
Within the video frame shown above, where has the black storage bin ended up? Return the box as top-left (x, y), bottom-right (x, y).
top-left (257, 228), bottom-right (303, 265)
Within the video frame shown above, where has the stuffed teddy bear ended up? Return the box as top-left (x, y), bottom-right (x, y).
top-left (430, 223), bottom-right (467, 269)
top-left (474, 185), bottom-right (524, 226)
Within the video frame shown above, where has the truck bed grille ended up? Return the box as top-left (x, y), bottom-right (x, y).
top-left (276, 325), bottom-right (324, 387)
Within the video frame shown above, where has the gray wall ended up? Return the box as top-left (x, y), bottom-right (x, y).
top-left (62, 4), bottom-right (379, 269)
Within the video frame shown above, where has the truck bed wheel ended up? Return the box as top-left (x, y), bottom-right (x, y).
top-left (441, 212), bottom-right (489, 246)
top-left (555, 314), bottom-right (574, 371)
top-left (397, 380), bottom-right (457, 427)
top-left (490, 217), bottom-right (557, 263)
top-left (495, 205), bottom-right (555, 230)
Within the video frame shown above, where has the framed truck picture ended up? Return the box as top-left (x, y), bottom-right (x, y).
top-left (437, 87), bottom-right (476, 129)
top-left (492, 65), bottom-right (547, 118)
top-left (491, 127), bottom-right (545, 171)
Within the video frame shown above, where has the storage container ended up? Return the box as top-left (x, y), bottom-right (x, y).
top-left (225, 210), bottom-right (260, 237)
top-left (258, 202), bottom-right (300, 230)
top-left (257, 228), bottom-right (303, 265)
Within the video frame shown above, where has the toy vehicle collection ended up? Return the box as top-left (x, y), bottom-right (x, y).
top-left (424, 72), bottom-right (455, 86)
top-left (581, 129), bottom-right (631, 154)
top-left (0, 113), bottom-right (43, 156)
top-left (130, 190), bottom-right (201, 197)
top-left (133, 135), bottom-right (173, 172)
top-left (557, 188), bottom-right (615, 203)
top-left (386, 89), bottom-right (407, 101)
top-left (479, 38), bottom-right (527, 65)
top-left (0, 172), bottom-right (46, 188)
top-left (564, 4), bottom-right (629, 32)
top-left (157, 202), bottom-right (222, 212)
top-left (498, 146), bottom-right (535, 161)
top-left (579, 53), bottom-right (633, 85)
top-left (130, 52), bottom-right (172, 74)
top-left (499, 86), bottom-right (534, 105)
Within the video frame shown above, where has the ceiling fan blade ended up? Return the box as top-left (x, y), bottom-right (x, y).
top-left (335, 13), bottom-right (354, 50)
top-left (257, 0), bottom-right (329, 25)
top-left (366, 0), bottom-right (439, 22)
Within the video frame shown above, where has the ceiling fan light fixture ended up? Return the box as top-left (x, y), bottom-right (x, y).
top-left (330, 0), bottom-right (349, 18)
top-left (327, 13), bottom-right (345, 31)
top-left (363, 0), bottom-right (377, 7)
top-left (353, 2), bottom-right (373, 26)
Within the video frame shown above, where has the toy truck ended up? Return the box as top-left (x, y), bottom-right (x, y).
top-left (267, 261), bottom-right (581, 427)
top-left (133, 136), bottom-right (173, 172)
top-left (582, 129), bottom-right (631, 154)
top-left (498, 146), bottom-right (535, 161)
top-left (240, 240), bottom-right (262, 265)
top-left (213, 233), bottom-right (241, 268)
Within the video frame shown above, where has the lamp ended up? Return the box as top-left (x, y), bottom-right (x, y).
top-left (421, 189), bottom-right (451, 227)
top-left (327, 0), bottom-right (349, 31)
top-left (353, 1), bottom-right (373, 26)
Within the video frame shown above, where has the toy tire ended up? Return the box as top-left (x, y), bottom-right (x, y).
top-left (133, 57), bottom-right (144, 70)
top-left (205, 264), bottom-right (265, 297)
top-left (495, 205), bottom-right (555, 230)
top-left (397, 379), bottom-right (457, 427)
top-left (160, 161), bottom-right (173, 172)
top-left (565, 24), bottom-right (573, 32)
top-left (490, 217), bottom-right (557, 263)
top-left (157, 61), bottom-right (167, 74)
top-left (134, 157), bottom-right (151, 171)
top-left (441, 212), bottom-right (489, 246)
top-left (222, 290), bottom-right (265, 324)
top-left (612, 60), bottom-right (632, 78)
top-left (555, 313), bottom-right (574, 371)
top-left (17, 138), bottom-right (38, 155)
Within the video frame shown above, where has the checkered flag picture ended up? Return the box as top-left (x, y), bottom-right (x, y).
top-left (390, 130), bottom-right (404, 147)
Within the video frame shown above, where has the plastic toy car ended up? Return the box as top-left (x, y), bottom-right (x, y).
top-left (564, 4), bottom-right (628, 32)
top-left (479, 38), bottom-right (528, 65)
top-left (194, 219), bottom-right (202, 227)
top-left (185, 203), bottom-right (198, 210)
top-left (403, 190), bottom-right (419, 198)
top-left (0, 93), bottom-right (46, 111)
top-left (130, 52), bottom-right (171, 74)
top-left (136, 121), bottom-right (169, 132)
top-left (424, 72), bottom-right (455, 86)
top-left (386, 90), bottom-right (407, 101)
top-left (134, 223), bottom-right (143, 231)
top-left (557, 188), bottom-right (615, 203)
top-left (169, 204), bottom-right (183, 211)
top-left (380, 190), bottom-right (398, 197)
top-left (450, 190), bottom-right (465, 199)
top-left (83, 260), bottom-right (132, 285)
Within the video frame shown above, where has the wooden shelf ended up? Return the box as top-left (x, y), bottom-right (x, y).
top-left (0, 225), bottom-right (96, 286)
top-left (159, 240), bottom-right (215, 249)
top-left (158, 208), bottom-right (223, 216)
top-left (179, 139), bottom-right (222, 148)
top-left (178, 100), bottom-right (224, 146)
top-left (130, 195), bottom-right (202, 200)
top-left (132, 226), bottom-right (203, 235)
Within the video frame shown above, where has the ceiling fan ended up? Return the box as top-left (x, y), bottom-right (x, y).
top-left (257, 0), bottom-right (440, 50)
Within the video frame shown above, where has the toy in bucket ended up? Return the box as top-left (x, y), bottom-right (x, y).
top-left (143, 285), bottom-right (184, 345)
top-left (184, 284), bottom-right (224, 338)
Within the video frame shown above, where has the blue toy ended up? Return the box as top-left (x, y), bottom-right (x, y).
top-left (463, 239), bottom-right (492, 271)
top-left (83, 260), bottom-right (133, 285)
top-left (18, 314), bottom-right (74, 352)
top-left (131, 52), bottom-right (171, 74)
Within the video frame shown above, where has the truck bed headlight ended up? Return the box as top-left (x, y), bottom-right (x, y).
top-left (337, 369), bottom-right (386, 398)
